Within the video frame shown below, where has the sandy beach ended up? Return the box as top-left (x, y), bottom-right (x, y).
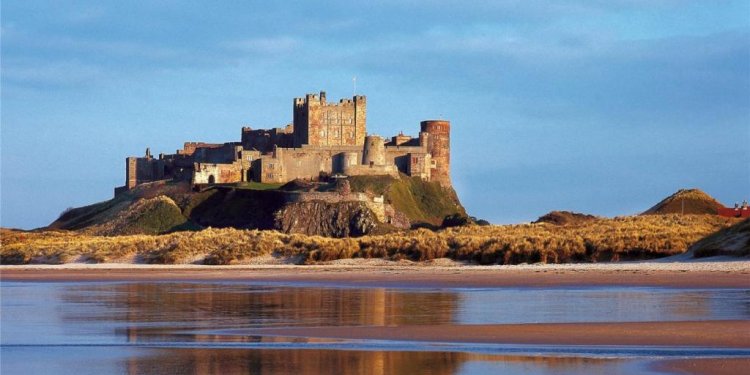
top-left (2, 260), bottom-right (749, 288)
top-left (3, 260), bottom-right (749, 375)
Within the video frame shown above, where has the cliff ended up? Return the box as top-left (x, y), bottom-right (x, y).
top-left (274, 201), bottom-right (379, 237)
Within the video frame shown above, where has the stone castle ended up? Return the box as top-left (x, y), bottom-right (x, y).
top-left (117, 91), bottom-right (451, 194)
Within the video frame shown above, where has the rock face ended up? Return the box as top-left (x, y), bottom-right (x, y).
top-left (534, 211), bottom-right (598, 226)
top-left (643, 189), bottom-right (724, 215)
top-left (274, 201), bottom-right (379, 237)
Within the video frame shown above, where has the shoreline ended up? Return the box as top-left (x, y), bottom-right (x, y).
top-left (2, 260), bottom-right (749, 288)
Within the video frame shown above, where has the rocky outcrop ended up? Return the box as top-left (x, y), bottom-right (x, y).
top-left (274, 201), bottom-right (379, 237)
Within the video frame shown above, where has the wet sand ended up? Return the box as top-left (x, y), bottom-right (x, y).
top-left (229, 321), bottom-right (750, 348)
top-left (2, 262), bottom-right (749, 288)
top-left (654, 358), bottom-right (750, 375)
top-left (3, 263), bottom-right (749, 375)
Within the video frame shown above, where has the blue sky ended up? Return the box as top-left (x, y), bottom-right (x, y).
top-left (2, 1), bottom-right (749, 229)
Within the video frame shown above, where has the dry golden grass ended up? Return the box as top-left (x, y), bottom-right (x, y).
top-left (0, 214), bottom-right (740, 265)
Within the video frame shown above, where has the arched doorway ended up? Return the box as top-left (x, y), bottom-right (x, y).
top-left (208, 175), bottom-right (215, 184)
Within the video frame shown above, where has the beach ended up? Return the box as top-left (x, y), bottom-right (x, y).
top-left (3, 260), bottom-right (749, 374)
top-left (2, 259), bottom-right (749, 288)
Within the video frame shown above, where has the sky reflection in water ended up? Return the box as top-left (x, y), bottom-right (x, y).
top-left (2, 282), bottom-right (748, 374)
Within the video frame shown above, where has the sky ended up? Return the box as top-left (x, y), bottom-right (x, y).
top-left (1, 1), bottom-right (749, 229)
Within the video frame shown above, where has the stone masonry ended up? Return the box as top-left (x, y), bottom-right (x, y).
top-left (117, 91), bottom-right (452, 195)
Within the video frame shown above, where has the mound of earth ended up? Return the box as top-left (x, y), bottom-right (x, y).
top-left (346, 175), bottom-right (466, 228)
top-left (687, 217), bottom-right (750, 258)
top-left (534, 211), bottom-right (598, 226)
top-left (81, 196), bottom-right (193, 236)
top-left (47, 176), bottom-right (466, 237)
top-left (642, 189), bottom-right (724, 215)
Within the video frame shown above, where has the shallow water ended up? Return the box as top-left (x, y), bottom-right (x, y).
top-left (2, 281), bottom-right (749, 374)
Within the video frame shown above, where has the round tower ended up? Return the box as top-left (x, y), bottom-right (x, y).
top-left (362, 135), bottom-right (386, 166)
top-left (341, 152), bottom-right (359, 174)
top-left (420, 120), bottom-right (451, 187)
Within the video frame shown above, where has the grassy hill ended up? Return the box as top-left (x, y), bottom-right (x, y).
top-left (347, 175), bottom-right (467, 227)
top-left (642, 189), bottom-right (724, 215)
top-left (45, 176), bottom-right (468, 236)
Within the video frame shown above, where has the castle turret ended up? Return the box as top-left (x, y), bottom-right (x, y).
top-left (420, 120), bottom-right (451, 187)
top-left (341, 151), bottom-right (359, 174)
top-left (362, 135), bottom-right (386, 166)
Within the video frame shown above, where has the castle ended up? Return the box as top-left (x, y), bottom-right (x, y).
top-left (117, 91), bottom-right (451, 194)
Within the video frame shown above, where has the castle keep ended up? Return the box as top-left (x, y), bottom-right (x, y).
top-left (117, 91), bottom-right (451, 194)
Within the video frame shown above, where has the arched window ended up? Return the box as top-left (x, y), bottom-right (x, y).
top-left (208, 175), bottom-right (215, 184)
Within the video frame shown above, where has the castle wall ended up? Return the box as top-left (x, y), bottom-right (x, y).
top-left (192, 143), bottom-right (241, 164)
top-left (242, 125), bottom-right (293, 153)
top-left (193, 162), bottom-right (243, 184)
top-left (125, 156), bottom-right (165, 189)
top-left (178, 142), bottom-right (223, 156)
top-left (293, 92), bottom-right (366, 147)
top-left (256, 145), bottom-right (363, 183)
top-left (390, 133), bottom-right (412, 146)
top-left (384, 143), bottom-right (428, 176)
top-left (126, 157), bottom-right (138, 189)
top-left (420, 120), bottom-right (451, 187)
top-left (407, 152), bottom-right (432, 181)
top-left (343, 164), bottom-right (400, 178)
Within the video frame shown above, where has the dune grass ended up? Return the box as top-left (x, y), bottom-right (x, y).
top-left (1, 214), bottom-right (739, 266)
top-left (688, 217), bottom-right (750, 257)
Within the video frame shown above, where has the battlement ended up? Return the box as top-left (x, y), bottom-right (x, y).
top-left (294, 91), bottom-right (365, 108)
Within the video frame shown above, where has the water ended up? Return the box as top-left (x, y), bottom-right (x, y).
top-left (2, 281), bottom-right (749, 374)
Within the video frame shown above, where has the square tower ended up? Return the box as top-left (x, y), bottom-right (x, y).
top-left (293, 91), bottom-right (366, 147)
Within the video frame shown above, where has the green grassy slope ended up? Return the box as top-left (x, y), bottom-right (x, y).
top-left (348, 175), bottom-right (467, 226)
